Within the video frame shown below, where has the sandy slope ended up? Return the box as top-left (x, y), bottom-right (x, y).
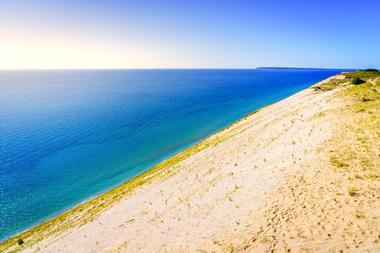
top-left (5, 74), bottom-right (380, 252)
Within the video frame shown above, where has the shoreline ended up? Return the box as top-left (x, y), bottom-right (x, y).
top-left (0, 76), bottom-right (337, 250)
top-left (0, 89), bottom-right (265, 250)
top-left (2, 71), bottom-right (379, 252)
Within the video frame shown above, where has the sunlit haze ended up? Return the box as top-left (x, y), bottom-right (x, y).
top-left (1, 0), bottom-right (379, 69)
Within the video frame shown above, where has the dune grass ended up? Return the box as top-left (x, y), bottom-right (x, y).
top-left (345, 69), bottom-right (380, 80)
top-left (327, 71), bottom-right (380, 201)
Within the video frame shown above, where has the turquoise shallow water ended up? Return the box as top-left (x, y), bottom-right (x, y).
top-left (0, 69), bottom-right (342, 240)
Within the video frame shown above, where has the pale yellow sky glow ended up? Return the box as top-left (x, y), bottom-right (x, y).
top-left (0, 37), bottom-right (233, 69)
top-left (0, 36), bottom-right (212, 69)
top-left (0, 40), bottom-right (152, 69)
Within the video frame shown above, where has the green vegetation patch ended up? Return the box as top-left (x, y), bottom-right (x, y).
top-left (344, 81), bottom-right (380, 113)
top-left (313, 77), bottom-right (349, 91)
top-left (345, 69), bottom-right (380, 80)
top-left (329, 70), bottom-right (380, 190)
top-left (313, 70), bottom-right (380, 92)
top-left (351, 77), bottom-right (365, 85)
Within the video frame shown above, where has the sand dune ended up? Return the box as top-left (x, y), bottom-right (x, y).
top-left (2, 73), bottom-right (379, 252)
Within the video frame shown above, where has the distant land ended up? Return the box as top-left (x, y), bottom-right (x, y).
top-left (256, 67), bottom-right (355, 71)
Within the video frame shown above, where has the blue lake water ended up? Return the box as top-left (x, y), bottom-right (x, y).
top-left (0, 69), bottom-right (342, 240)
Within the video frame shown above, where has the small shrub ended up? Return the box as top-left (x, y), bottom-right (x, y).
top-left (316, 111), bottom-right (326, 117)
top-left (366, 172), bottom-right (380, 179)
top-left (17, 238), bottom-right (24, 245)
top-left (348, 186), bottom-right (358, 196)
top-left (361, 97), bottom-right (372, 102)
top-left (330, 155), bottom-right (347, 168)
top-left (352, 77), bottom-right (365, 85)
top-left (355, 210), bottom-right (365, 219)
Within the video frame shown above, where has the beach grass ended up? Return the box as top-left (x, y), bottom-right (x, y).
top-left (326, 71), bottom-right (380, 208)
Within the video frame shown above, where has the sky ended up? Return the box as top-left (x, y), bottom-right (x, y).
top-left (0, 0), bottom-right (379, 69)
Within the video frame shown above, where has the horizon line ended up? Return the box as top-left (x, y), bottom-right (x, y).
top-left (0, 66), bottom-right (359, 71)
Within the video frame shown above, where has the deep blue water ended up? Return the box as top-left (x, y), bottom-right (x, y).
top-left (0, 69), bottom-right (342, 240)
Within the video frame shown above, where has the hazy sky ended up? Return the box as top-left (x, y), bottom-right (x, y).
top-left (1, 0), bottom-right (379, 69)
